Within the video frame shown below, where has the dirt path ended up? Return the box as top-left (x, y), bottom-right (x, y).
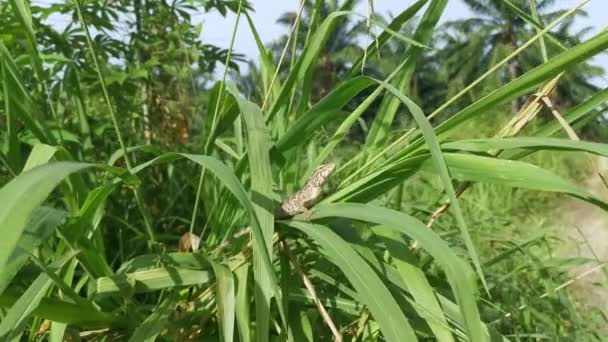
top-left (561, 157), bottom-right (608, 315)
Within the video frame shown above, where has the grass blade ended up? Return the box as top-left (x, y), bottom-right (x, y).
top-left (0, 252), bottom-right (75, 340)
top-left (285, 221), bottom-right (418, 342)
top-left (226, 85), bottom-right (284, 340)
top-left (373, 226), bottom-right (455, 342)
top-left (374, 79), bottom-right (488, 294)
top-left (306, 203), bottom-right (486, 341)
top-left (0, 207), bottom-right (67, 295)
top-left (211, 261), bottom-right (236, 342)
top-left (128, 294), bottom-right (177, 342)
top-left (0, 162), bottom-right (89, 273)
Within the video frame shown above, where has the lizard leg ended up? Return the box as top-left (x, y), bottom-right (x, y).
top-left (301, 206), bottom-right (316, 222)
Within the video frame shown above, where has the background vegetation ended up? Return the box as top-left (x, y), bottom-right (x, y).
top-left (1, 0), bottom-right (608, 340)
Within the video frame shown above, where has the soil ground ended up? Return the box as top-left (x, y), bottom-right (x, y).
top-left (560, 157), bottom-right (608, 320)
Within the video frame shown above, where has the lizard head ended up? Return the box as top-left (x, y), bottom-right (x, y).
top-left (309, 163), bottom-right (336, 187)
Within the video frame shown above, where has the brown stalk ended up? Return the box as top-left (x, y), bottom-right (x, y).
top-left (280, 239), bottom-right (343, 342)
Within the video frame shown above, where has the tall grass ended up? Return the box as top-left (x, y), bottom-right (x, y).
top-left (1, 0), bottom-right (608, 340)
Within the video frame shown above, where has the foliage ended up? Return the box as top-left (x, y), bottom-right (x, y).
top-left (1, 0), bottom-right (608, 341)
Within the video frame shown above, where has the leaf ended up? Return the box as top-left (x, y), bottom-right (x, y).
top-left (425, 153), bottom-right (608, 210)
top-left (0, 253), bottom-right (75, 340)
top-left (303, 203), bottom-right (486, 341)
top-left (267, 11), bottom-right (353, 121)
top-left (285, 221), bottom-right (418, 342)
top-left (0, 42), bottom-right (52, 145)
top-left (128, 295), bottom-right (177, 342)
top-left (211, 262), bottom-right (236, 342)
top-left (275, 77), bottom-right (375, 154)
top-left (226, 85), bottom-right (283, 340)
top-left (21, 144), bottom-right (59, 172)
top-left (373, 79), bottom-right (488, 293)
top-left (0, 207), bottom-right (67, 295)
top-left (94, 267), bottom-right (213, 296)
top-left (443, 137), bottom-right (608, 157)
top-left (435, 30), bottom-right (608, 138)
top-left (234, 263), bottom-right (251, 342)
top-left (131, 153), bottom-right (284, 330)
top-left (365, 0), bottom-right (447, 147)
top-left (372, 226), bottom-right (455, 342)
top-left (0, 162), bottom-right (89, 273)
top-left (346, 0), bottom-right (429, 77)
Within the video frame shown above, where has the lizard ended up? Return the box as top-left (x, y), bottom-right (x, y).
top-left (197, 163), bottom-right (336, 255)
top-left (274, 163), bottom-right (336, 219)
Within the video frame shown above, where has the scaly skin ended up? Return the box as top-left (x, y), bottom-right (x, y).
top-left (274, 163), bottom-right (336, 219)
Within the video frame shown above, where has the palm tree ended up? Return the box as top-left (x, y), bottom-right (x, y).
top-left (437, 0), bottom-right (602, 112)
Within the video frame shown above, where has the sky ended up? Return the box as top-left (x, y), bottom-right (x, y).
top-left (199, 0), bottom-right (608, 86)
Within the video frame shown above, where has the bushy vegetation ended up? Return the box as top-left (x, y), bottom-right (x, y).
top-left (1, 0), bottom-right (608, 340)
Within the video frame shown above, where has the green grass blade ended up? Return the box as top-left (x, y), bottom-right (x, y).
top-left (532, 88), bottom-right (608, 138)
top-left (275, 77), bottom-right (374, 154)
top-left (0, 207), bottom-right (67, 295)
top-left (0, 252), bottom-right (75, 340)
top-left (211, 261), bottom-right (236, 342)
top-left (373, 226), bottom-right (455, 342)
top-left (245, 12), bottom-right (279, 98)
top-left (0, 162), bottom-right (89, 273)
top-left (305, 203), bottom-right (486, 341)
top-left (267, 11), bottom-right (352, 121)
top-left (346, 0), bottom-right (429, 77)
top-left (436, 31), bottom-right (608, 138)
top-left (7, 0), bottom-right (44, 79)
top-left (364, 0), bottom-right (446, 147)
top-left (128, 295), bottom-right (177, 342)
top-left (130, 153), bottom-right (285, 328)
top-left (21, 144), bottom-right (59, 172)
top-left (285, 221), bottom-right (418, 342)
top-left (226, 85), bottom-right (284, 340)
top-left (374, 78), bottom-right (488, 294)
top-left (234, 263), bottom-right (251, 342)
top-left (94, 267), bottom-right (213, 296)
top-left (443, 137), bottom-right (608, 156)
top-left (0, 41), bottom-right (53, 144)
top-left (0, 292), bottom-right (116, 326)
top-left (427, 153), bottom-right (608, 210)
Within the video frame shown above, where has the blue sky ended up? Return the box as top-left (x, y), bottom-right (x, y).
top-left (199, 0), bottom-right (608, 86)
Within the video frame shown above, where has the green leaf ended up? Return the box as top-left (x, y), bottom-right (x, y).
top-left (0, 162), bottom-right (89, 273)
top-left (0, 207), bottom-right (67, 295)
top-left (21, 144), bottom-right (59, 172)
top-left (128, 294), bottom-right (177, 342)
top-left (425, 153), bottom-right (608, 210)
top-left (211, 261), bottom-right (236, 342)
top-left (0, 42), bottom-right (52, 145)
top-left (285, 221), bottom-right (418, 342)
top-left (131, 153), bottom-right (284, 332)
top-left (226, 85), bottom-right (283, 341)
top-left (94, 267), bottom-right (213, 296)
top-left (275, 77), bottom-right (375, 154)
top-left (346, 0), bottom-right (429, 77)
top-left (435, 31), bottom-right (608, 138)
top-left (304, 203), bottom-right (487, 342)
top-left (0, 253), bottom-right (75, 340)
top-left (267, 11), bottom-right (352, 121)
top-left (234, 263), bottom-right (251, 342)
top-left (365, 0), bottom-right (447, 147)
top-left (372, 226), bottom-right (455, 342)
top-left (443, 137), bottom-right (608, 157)
top-left (373, 79), bottom-right (488, 294)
